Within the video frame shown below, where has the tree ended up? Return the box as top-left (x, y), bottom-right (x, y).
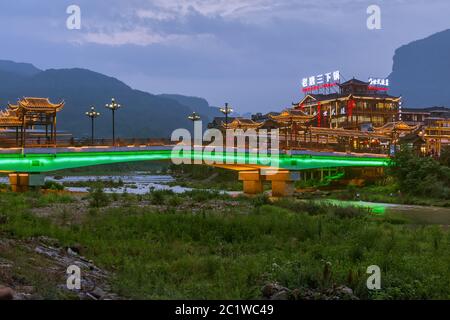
top-left (388, 145), bottom-right (450, 199)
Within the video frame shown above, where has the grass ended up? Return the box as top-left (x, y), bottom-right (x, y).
top-left (1, 191), bottom-right (450, 300)
top-left (332, 183), bottom-right (450, 207)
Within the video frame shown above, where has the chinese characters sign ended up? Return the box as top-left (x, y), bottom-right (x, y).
top-left (301, 71), bottom-right (340, 93)
top-left (368, 78), bottom-right (389, 91)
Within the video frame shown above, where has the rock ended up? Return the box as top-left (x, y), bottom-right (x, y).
top-left (0, 287), bottom-right (14, 300)
top-left (90, 287), bottom-right (106, 299)
top-left (67, 247), bottom-right (78, 256)
top-left (261, 283), bottom-right (289, 299)
top-left (271, 290), bottom-right (291, 300)
top-left (334, 285), bottom-right (356, 299)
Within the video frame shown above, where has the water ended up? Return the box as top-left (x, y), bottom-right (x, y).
top-left (0, 174), bottom-right (192, 194)
top-left (314, 198), bottom-right (450, 225)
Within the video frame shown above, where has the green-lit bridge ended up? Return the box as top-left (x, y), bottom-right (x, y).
top-left (0, 146), bottom-right (390, 196)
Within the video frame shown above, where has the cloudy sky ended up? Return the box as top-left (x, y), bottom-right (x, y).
top-left (0, 0), bottom-right (449, 113)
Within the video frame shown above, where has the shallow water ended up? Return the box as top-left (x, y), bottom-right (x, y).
top-left (0, 174), bottom-right (192, 194)
top-left (315, 198), bottom-right (450, 225)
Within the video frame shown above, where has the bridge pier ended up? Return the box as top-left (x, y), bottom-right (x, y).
top-left (239, 170), bottom-right (300, 197)
top-left (263, 170), bottom-right (300, 197)
top-left (239, 171), bottom-right (264, 195)
top-left (8, 173), bottom-right (45, 192)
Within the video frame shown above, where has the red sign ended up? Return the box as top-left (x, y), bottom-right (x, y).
top-left (302, 82), bottom-right (339, 93)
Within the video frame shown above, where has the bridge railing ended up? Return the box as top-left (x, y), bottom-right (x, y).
top-left (0, 136), bottom-right (389, 156)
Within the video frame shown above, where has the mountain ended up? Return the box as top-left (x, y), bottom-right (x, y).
top-left (159, 94), bottom-right (221, 120)
top-left (0, 60), bottom-right (220, 138)
top-left (389, 29), bottom-right (450, 107)
top-left (0, 60), bottom-right (41, 77)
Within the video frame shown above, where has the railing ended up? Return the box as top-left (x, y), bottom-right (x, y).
top-left (0, 137), bottom-right (389, 156)
top-left (0, 137), bottom-right (172, 149)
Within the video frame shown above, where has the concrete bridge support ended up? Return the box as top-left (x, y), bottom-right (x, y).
top-left (264, 170), bottom-right (300, 197)
top-left (238, 171), bottom-right (264, 195)
top-left (239, 169), bottom-right (300, 197)
top-left (8, 173), bottom-right (45, 192)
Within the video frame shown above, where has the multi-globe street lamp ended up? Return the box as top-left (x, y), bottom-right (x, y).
top-left (220, 102), bottom-right (233, 127)
top-left (188, 112), bottom-right (201, 148)
top-left (188, 111), bottom-right (201, 123)
top-left (85, 106), bottom-right (100, 145)
top-left (105, 98), bottom-right (122, 146)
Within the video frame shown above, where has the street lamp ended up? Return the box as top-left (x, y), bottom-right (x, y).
top-left (219, 102), bottom-right (234, 127)
top-left (188, 111), bottom-right (201, 123)
top-left (188, 112), bottom-right (201, 148)
top-left (85, 106), bottom-right (100, 145)
top-left (105, 98), bottom-right (122, 146)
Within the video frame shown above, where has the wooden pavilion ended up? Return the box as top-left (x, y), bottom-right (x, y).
top-left (6, 97), bottom-right (64, 147)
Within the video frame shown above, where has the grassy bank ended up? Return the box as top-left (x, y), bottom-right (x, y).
top-left (1, 190), bottom-right (450, 300)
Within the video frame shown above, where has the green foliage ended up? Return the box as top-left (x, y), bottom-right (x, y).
top-left (1, 190), bottom-right (450, 300)
top-left (88, 185), bottom-right (110, 208)
top-left (439, 145), bottom-right (450, 167)
top-left (149, 189), bottom-right (173, 205)
top-left (389, 146), bottom-right (450, 199)
top-left (43, 181), bottom-right (64, 191)
top-left (250, 194), bottom-right (271, 208)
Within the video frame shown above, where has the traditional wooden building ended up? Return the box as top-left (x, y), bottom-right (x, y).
top-left (424, 120), bottom-right (450, 156)
top-left (223, 118), bottom-right (262, 130)
top-left (5, 97), bottom-right (64, 147)
top-left (373, 121), bottom-right (419, 137)
top-left (401, 106), bottom-right (450, 127)
top-left (294, 78), bottom-right (401, 129)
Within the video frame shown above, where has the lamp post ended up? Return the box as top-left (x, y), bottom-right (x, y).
top-left (188, 112), bottom-right (201, 148)
top-left (105, 98), bottom-right (122, 146)
top-left (85, 106), bottom-right (100, 145)
top-left (220, 102), bottom-right (233, 128)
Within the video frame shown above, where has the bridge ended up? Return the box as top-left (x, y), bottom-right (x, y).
top-left (0, 145), bottom-right (389, 196)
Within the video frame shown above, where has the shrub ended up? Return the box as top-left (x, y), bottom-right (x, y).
top-left (43, 181), bottom-right (64, 191)
top-left (88, 185), bottom-right (110, 208)
top-left (389, 146), bottom-right (450, 199)
top-left (251, 194), bottom-right (271, 207)
top-left (150, 190), bottom-right (169, 205)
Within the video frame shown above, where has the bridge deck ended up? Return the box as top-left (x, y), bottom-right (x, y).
top-left (0, 146), bottom-right (390, 173)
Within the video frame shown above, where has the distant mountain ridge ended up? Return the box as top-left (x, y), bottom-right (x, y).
top-left (0, 60), bottom-right (221, 138)
top-left (389, 29), bottom-right (450, 108)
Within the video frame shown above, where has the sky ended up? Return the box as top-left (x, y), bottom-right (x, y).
top-left (0, 0), bottom-right (449, 113)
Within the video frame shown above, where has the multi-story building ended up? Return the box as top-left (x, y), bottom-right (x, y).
top-left (293, 78), bottom-right (401, 130)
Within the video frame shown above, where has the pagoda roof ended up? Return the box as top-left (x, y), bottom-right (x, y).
top-left (270, 108), bottom-right (315, 122)
top-left (339, 78), bottom-right (369, 86)
top-left (0, 109), bottom-right (22, 127)
top-left (8, 97), bottom-right (64, 113)
top-left (373, 121), bottom-right (419, 134)
top-left (223, 118), bottom-right (262, 129)
top-left (295, 92), bottom-right (400, 106)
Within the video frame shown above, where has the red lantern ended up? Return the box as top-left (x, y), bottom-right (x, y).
top-left (347, 99), bottom-right (356, 119)
top-left (317, 102), bottom-right (321, 127)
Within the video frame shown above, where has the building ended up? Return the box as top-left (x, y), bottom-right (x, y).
top-left (0, 97), bottom-right (64, 147)
top-left (207, 116), bottom-right (236, 130)
top-left (293, 78), bottom-right (401, 130)
top-left (401, 106), bottom-right (450, 126)
top-left (424, 120), bottom-right (450, 155)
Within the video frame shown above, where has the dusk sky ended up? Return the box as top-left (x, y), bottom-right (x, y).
top-left (0, 0), bottom-right (449, 113)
